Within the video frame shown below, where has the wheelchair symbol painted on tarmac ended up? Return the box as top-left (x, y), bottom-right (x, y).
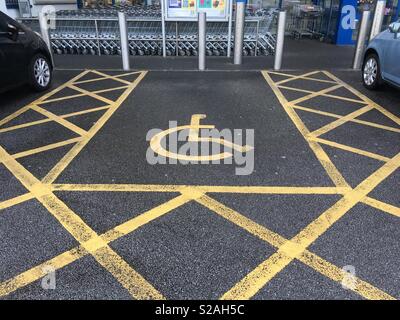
top-left (149, 114), bottom-right (254, 162)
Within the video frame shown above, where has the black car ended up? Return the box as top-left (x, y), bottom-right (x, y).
top-left (0, 11), bottom-right (53, 93)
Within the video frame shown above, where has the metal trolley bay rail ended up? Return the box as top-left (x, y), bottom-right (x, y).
top-left (18, 4), bottom-right (278, 57)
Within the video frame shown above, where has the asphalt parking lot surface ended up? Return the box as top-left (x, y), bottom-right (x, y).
top-left (0, 67), bottom-right (399, 300)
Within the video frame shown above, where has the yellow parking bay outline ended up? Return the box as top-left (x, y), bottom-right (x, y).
top-left (0, 69), bottom-right (399, 300)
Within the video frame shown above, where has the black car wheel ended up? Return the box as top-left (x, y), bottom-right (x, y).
top-left (362, 53), bottom-right (382, 90)
top-left (29, 53), bottom-right (52, 91)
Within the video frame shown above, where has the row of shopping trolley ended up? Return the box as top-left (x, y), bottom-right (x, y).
top-left (19, 5), bottom-right (278, 57)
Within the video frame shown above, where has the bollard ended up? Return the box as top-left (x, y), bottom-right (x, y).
top-left (234, 0), bottom-right (246, 65)
top-left (352, 10), bottom-right (370, 70)
top-left (370, 0), bottom-right (386, 40)
top-left (118, 11), bottom-right (130, 71)
top-left (227, 0), bottom-right (233, 57)
top-left (198, 12), bottom-right (206, 71)
top-left (160, 0), bottom-right (167, 57)
top-left (38, 12), bottom-right (54, 66)
top-left (274, 10), bottom-right (286, 70)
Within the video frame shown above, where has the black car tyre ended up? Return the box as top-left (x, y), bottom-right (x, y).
top-left (362, 53), bottom-right (382, 90)
top-left (28, 53), bottom-right (52, 91)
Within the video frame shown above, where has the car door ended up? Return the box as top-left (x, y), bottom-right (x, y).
top-left (0, 13), bottom-right (26, 90)
top-left (383, 24), bottom-right (400, 85)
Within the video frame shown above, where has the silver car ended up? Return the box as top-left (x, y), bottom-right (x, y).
top-left (362, 20), bottom-right (400, 90)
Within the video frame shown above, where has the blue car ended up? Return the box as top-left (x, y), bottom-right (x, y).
top-left (362, 20), bottom-right (400, 90)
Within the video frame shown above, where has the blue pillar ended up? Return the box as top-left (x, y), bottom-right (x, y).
top-left (395, 1), bottom-right (400, 21)
top-left (335, 0), bottom-right (359, 45)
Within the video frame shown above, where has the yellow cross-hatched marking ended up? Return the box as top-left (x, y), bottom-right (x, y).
top-left (289, 84), bottom-right (344, 106)
top-left (0, 69), bottom-right (398, 300)
top-left (0, 70), bottom-right (167, 300)
top-left (194, 194), bottom-right (394, 300)
top-left (277, 85), bottom-right (366, 104)
top-left (292, 105), bottom-right (400, 134)
top-left (218, 152), bottom-right (400, 299)
top-left (0, 106), bottom-right (111, 134)
top-left (309, 137), bottom-right (391, 162)
top-left (73, 70), bottom-right (141, 86)
top-left (268, 71), bottom-right (338, 85)
top-left (30, 105), bottom-right (88, 137)
top-left (262, 72), bottom-right (350, 189)
top-left (308, 105), bottom-right (374, 138)
top-left (39, 85), bottom-right (129, 105)
top-left (0, 194), bottom-right (192, 297)
top-left (213, 70), bottom-right (400, 300)
top-left (68, 84), bottom-right (115, 106)
top-left (42, 71), bottom-right (148, 184)
top-left (0, 136), bottom-right (163, 299)
top-left (325, 71), bottom-right (400, 127)
top-left (273, 70), bottom-right (337, 86)
top-left (12, 138), bottom-right (83, 160)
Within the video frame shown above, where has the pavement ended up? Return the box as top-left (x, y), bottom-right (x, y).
top-left (0, 42), bottom-right (399, 300)
top-left (52, 38), bottom-right (356, 72)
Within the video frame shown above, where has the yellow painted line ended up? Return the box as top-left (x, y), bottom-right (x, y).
top-left (102, 194), bottom-right (193, 243)
top-left (0, 70), bottom-right (159, 299)
top-left (52, 183), bottom-right (186, 193)
top-left (0, 118), bottom-right (52, 133)
top-left (68, 84), bottom-right (115, 106)
top-left (0, 70), bottom-right (92, 128)
top-left (89, 70), bottom-right (137, 86)
top-left (0, 143), bottom-right (163, 300)
top-left (0, 193), bottom-right (35, 211)
top-left (194, 194), bottom-right (393, 300)
top-left (39, 93), bottom-right (86, 104)
top-left (322, 71), bottom-right (400, 127)
top-left (289, 84), bottom-right (343, 106)
top-left (309, 105), bottom-right (374, 138)
top-left (0, 106), bottom-right (111, 134)
top-left (0, 106), bottom-right (32, 128)
top-left (0, 246), bottom-right (87, 297)
top-left (0, 194), bottom-right (190, 298)
top-left (12, 137), bottom-right (82, 160)
top-left (262, 71), bottom-right (350, 189)
top-left (269, 71), bottom-right (338, 85)
top-left (73, 71), bottom-right (141, 85)
top-left (278, 85), bottom-right (366, 104)
top-left (309, 137), bottom-right (391, 162)
top-left (31, 105), bottom-right (88, 137)
top-left (292, 152), bottom-right (400, 249)
top-left (196, 194), bottom-right (286, 248)
top-left (233, 71), bottom-right (400, 299)
top-left (298, 251), bottom-right (395, 300)
top-left (223, 251), bottom-right (293, 299)
top-left (351, 118), bottom-right (400, 133)
top-left (274, 70), bottom-right (326, 85)
top-left (39, 85), bottom-right (129, 105)
top-left (51, 184), bottom-right (348, 195)
top-left (91, 85), bottom-right (130, 95)
top-left (217, 149), bottom-right (400, 298)
top-left (292, 105), bottom-right (400, 134)
top-left (363, 197), bottom-right (400, 218)
top-left (43, 71), bottom-right (148, 184)
top-left (92, 246), bottom-right (164, 299)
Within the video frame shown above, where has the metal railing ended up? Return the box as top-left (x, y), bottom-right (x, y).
top-left (19, 4), bottom-right (278, 57)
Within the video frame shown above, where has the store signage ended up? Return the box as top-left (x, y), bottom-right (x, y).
top-left (163, 0), bottom-right (230, 21)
